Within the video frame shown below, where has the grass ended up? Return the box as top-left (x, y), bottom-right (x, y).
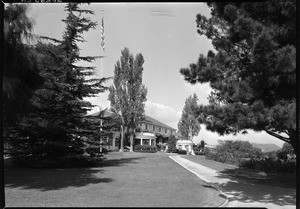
top-left (4, 152), bottom-right (226, 207)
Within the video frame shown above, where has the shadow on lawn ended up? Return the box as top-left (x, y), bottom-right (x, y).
top-left (5, 167), bottom-right (113, 191)
top-left (99, 156), bottom-right (146, 167)
top-left (4, 156), bottom-right (145, 191)
top-left (215, 167), bottom-right (296, 206)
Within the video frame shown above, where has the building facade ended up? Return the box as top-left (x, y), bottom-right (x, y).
top-left (88, 109), bottom-right (177, 150)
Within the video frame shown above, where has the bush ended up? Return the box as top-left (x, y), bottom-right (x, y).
top-left (205, 140), bottom-right (263, 165)
top-left (177, 149), bottom-right (187, 155)
top-left (167, 135), bottom-right (177, 153)
top-left (134, 145), bottom-right (157, 152)
top-left (240, 155), bottom-right (296, 173)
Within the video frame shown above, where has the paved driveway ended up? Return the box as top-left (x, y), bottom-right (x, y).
top-left (4, 152), bottom-right (225, 207)
top-left (176, 155), bottom-right (297, 209)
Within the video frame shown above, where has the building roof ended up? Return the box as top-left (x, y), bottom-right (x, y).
top-left (87, 109), bottom-right (176, 131)
top-left (142, 115), bottom-right (176, 131)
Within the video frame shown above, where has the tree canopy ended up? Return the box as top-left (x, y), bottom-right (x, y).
top-left (180, 1), bottom-right (296, 151)
top-left (108, 47), bottom-right (148, 151)
top-left (177, 93), bottom-right (201, 141)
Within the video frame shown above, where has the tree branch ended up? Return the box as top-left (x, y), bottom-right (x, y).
top-left (198, 18), bottom-right (250, 53)
top-left (265, 130), bottom-right (290, 143)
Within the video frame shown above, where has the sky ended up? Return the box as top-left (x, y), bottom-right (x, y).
top-left (25, 3), bottom-right (284, 147)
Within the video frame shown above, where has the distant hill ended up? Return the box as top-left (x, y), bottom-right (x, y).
top-left (252, 143), bottom-right (281, 153)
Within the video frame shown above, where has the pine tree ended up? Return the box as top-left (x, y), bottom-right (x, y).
top-left (178, 93), bottom-right (200, 141)
top-left (9, 3), bottom-right (109, 166)
top-left (108, 48), bottom-right (147, 152)
top-left (180, 1), bottom-right (296, 152)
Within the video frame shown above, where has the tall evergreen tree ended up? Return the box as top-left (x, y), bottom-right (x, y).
top-left (9, 3), bottom-right (109, 165)
top-left (3, 3), bottom-right (43, 127)
top-left (178, 93), bottom-right (201, 141)
top-left (108, 48), bottom-right (147, 152)
top-left (180, 1), bottom-right (297, 152)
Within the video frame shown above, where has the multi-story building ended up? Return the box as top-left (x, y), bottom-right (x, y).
top-left (88, 109), bottom-right (177, 150)
top-left (138, 115), bottom-right (176, 137)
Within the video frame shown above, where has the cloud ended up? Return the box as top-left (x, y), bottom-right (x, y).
top-left (145, 101), bottom-right (181, 129)
top-left (193, 125), bottom-right (285, 148)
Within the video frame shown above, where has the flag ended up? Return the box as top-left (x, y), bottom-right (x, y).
top-left (100, 17), bottom-right (105, 53)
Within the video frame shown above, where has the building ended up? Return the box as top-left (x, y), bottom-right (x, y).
top-left (88, 109), bottom-right (177, 150)
top-left (138, 115), bottom-right (176, 137)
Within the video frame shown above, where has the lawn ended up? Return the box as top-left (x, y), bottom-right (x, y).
top-left (4, 152), bottom-right (226, 207)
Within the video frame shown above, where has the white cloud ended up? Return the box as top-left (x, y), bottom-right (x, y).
top-left (193, 125), bottom-right (285, 148)
top-left (145, 101), bottom-right (181, 129)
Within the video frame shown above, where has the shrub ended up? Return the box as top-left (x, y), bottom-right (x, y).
top-left (134, 145), bottom-right (157, 152)
top-left (240, 155), bottom-right (296, 173)
top-left (240, 144), bottom-right (296, 173)
top-left (177, 149), bottom-right (187, 155)
top-left (167, 135), bottom-right (177, 153)
top-left (206, 140), bottom-right (263, 165)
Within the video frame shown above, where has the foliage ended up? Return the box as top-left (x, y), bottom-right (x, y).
top-left (205, 140), bottom-right (263, 165)
top-left (177, 93), bottom-right (201, 141)
top-left (167, 135), bottom-right (177, 153)
top-left (7, 3), bottom-right (109, 166)
top-left (3, 3), bottom-right (44, 126)
top-left (177, 149), bottom-right (187, 155)
top-left (108, 47), bottom-right (147, 151)
top-left (179, 1), bottom-right (296, 152)
top-left (207, 140), bottom-right (296, 173)
top-left (240, 153), bottom-right (296, 173)
top-left (134, 145), bottom-right (157, 152)
top-left (200, 139), bottom-right (205, 149)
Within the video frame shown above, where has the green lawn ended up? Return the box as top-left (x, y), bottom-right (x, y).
top-left (4, 152), bottom-right (226, 207)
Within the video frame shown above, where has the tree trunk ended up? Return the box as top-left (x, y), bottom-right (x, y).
top-left (288, 129), bottom-right (297, 154)
top-left (119, 125), bottom-right (124, 152)
top-left (265, 129), bottom-right (297, 155)
top-left (129, 133), bottom-right (134, 152)
top-left (129, 128), bottom-right (135, 152)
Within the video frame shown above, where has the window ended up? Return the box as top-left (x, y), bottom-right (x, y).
top-left (153, 125), bottom-right (155, 131)
top-left (165, 129), bottom-right (167, 133)
top-left (145, 124), bottom-right (148, 130)
top-left (159, 127), bottom-right (161, 132)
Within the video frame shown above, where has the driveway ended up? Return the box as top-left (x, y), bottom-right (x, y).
top-left (172, 155), bottom-right (297, 209)
top-left (4, 152), bottom-right (226, 207)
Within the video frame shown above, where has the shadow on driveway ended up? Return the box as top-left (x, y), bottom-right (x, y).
top-left (215, 167), bottom-right (296, 206)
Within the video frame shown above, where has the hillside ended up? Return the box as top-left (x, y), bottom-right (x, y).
top-left (252, 143), bottom-right (281, 153)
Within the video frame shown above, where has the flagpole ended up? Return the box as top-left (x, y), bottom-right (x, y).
top-left (99, 9), bottom-right (105, 155)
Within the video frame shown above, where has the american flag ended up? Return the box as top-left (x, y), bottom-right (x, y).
top-left (101, 17), bottom-right (105, 53)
